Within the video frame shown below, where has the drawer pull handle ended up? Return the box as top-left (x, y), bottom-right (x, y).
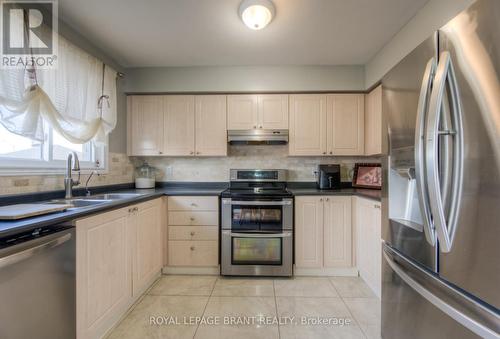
top-left (190, 231), bottom-right (195, 236)
top-left (190, 246), bottom-right (195, 251)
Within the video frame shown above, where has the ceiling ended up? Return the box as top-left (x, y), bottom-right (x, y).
top-left (59, 0), bottom-right (429, 68)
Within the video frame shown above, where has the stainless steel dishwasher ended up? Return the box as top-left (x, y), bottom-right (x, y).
top-left (0, 225), bottom-right (76, 339)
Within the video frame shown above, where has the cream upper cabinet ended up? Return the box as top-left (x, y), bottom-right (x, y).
top-left (163, 96), bottom-right (195, 156)
top-left (327, 94), bottom-right (365, 155)
top-left (227, 95), bottom-right (259, 130)
top-left (195, 95), bottom-right (227, 156)
top-left (127, 96), bottom-right (164, 156)
top-left (131, 199), bottom-right (163, 297)
top-left (364, 85), bottom-right (382, 155)
top-left (227, 94), bottom-right (288, 130)
top-left (295, 196), bottom-right (324, 268)
top-left (355, 197), bottom-right (382, 298)
top-left (258, 94), bottom-right (289, 129)
top-left (323, 196), bottom-right (352, 268)
top-left (289, 94), bottom-right (327, 156)
top-left (76, 207), bottom-right (131, 339)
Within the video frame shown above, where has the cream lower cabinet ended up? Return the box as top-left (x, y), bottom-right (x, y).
top-left (295, 196), bottom-right (353, 270)
top-left (289, 94), bottom-right (364, 156)
top-left (167, 196), bottom-right (219, 269)
top-left (76, 198), bottom-right (163, 339)
top-left (355, 197), bottom-right (382, 298)
top-left (127, 95), bottom-right (227, 157)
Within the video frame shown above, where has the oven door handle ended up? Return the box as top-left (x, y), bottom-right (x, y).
top-left (223, 230), bottom-right (292, 238)
top-left (225, 200), bottom-right (292, 206)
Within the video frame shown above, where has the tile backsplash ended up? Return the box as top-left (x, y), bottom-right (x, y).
top-left (136, 145), bottom-right (380, 182)
top-left (0, 153), bottom-right (134, 196)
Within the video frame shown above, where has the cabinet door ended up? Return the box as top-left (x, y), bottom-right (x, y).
top-left (76, 208), bottom-right (131, 339)
top-left (295, 196), bottom-right (324, 268)
top-left (327, 94), bottom-right (364, 155)
top-left (195, 95), bottom-right (227, 156)
top-left (364, 85), bottom-right (382, 155)
top-left (289, 94), bottom-right (327, 156)
top-left (127, 96), bottom-right (163, 156)
top-left (323, 196), bottom-right (352, 267)
top-left (227, 95), bottom-right (259, 130)
top-left (355, 197), bottom-right (382, 297)
top-left (258, 94), bottom-right (289, 129)
top-left (163, 95), bottom-right (195, 156)
top-left (132, 199), bottom-right (163, 297)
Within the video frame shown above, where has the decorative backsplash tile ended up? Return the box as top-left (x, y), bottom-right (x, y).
top-left (136, 145), bottom-right (380, 182)
top-left (0, 153), bottom-right (134, 196)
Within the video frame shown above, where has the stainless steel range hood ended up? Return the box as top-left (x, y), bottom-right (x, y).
top-left (227, 129), bottom-right (288, 145)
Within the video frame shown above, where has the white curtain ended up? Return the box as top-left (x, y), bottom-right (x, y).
top-left (0, 35), bottom-right (117, 145)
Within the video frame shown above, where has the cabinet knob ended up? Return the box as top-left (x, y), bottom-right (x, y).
top-left (159, 151), bottom-right (163, 154)
top-left (190, 246), bottom-right (195, 251)
top-left (319, 198), bottom-right (323, 202)
top-left (329, 151), bottom-right (333, 155)
top-left (374, 204), bottom-right (381, 209)
top-left (326, 198), bottom-right (329, 201)
top-left (196, 151), bottom-right (200, 155)
top-left (190, 217), bottom-right (195, 221)
top-left (190, 231), bottom-right (195, 236)
top-left (190, 151), bottom-right (194, 155)
top-left (259, 125), bottom-right (263, 129)
top-left (253, 125), bottom-right (257, 129)
top-left (191, 203), bottom-right (197, 207)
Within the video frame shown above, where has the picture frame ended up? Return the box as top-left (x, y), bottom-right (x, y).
top-left (352, 163), bottom-right (382, 189)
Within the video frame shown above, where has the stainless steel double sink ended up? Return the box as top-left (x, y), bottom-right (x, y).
top-left (45, 193), bottom-right (146, 210)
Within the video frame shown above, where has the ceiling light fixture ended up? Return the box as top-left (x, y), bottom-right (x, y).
top-left (239, 0), bottom-right (275, 30)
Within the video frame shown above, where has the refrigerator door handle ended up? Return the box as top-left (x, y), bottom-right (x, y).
top-left (383, 245), bottom-right (500, 339)
top-left (425, 51), bottom-right (465, 253)
top-left (414, 57), bottom-right (437, 246)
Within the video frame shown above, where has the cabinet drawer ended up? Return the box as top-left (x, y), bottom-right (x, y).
top-left (168, 226), bottom-right (218, 241)
top-left (168, 240), bottom-right (218, 266)
top-left (167, 196), bottom-right (218, 211)
top-left (168, 211), bottom-right (218, 226)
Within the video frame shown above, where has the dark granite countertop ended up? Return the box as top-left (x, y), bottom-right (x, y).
top-left (0, 181), bottom-right (380, 238)
top-left (288, 187), bottom-right (381, 201)
top-left (0, 183), bottom-right (227, 238)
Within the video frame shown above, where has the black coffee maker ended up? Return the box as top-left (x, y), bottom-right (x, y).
top-left (317, 164), bottom-right (341, 189)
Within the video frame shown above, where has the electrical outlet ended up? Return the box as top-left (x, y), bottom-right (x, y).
top-left (165, 166), bottom-right (173, 177)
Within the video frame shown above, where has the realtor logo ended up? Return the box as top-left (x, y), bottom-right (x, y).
top-left (1, 0), bottom-right (58, 68)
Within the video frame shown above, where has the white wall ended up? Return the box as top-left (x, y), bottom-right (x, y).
top-left (124, 65), bottom-right (365, 93)
top-left (365, 0), bottom-right (475, 88)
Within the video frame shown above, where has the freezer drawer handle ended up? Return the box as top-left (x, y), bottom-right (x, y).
top-left (425, 51), bottom-right (464, 253)
top-left (0, 232), bottom-right (72, 270)
top-left (414, 57), bottom-right (437, 246)
top-left (383, 246), bottom-right (500, 339)
top-left (228, 200), bottom-right (292, 206)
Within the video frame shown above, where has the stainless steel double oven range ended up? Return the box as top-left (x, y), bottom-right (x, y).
top-left (221, 169), bottom-right (293, 277)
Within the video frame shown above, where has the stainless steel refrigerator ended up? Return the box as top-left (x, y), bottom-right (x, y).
top-left (381, 0), bottom-right (500, 337)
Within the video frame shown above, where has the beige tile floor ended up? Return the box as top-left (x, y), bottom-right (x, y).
top-left (107, 275), bottom-right (381, 339)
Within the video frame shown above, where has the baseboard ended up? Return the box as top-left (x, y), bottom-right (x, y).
top-left (293, 266), bottom-right (359, 277)
top-left (162, 266), bottom-right (220, 275)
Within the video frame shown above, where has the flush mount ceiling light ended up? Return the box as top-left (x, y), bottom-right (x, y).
top-left (239, 0), bottom-right (275, 30)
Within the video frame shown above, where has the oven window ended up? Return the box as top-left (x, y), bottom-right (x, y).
top-left (232, 237), bottom-right (282, 265)
top-left (232, 206), bottom-right (282, 231)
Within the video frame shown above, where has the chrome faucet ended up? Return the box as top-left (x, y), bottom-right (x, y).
top-left (64, 152), bottom-right (81, 199)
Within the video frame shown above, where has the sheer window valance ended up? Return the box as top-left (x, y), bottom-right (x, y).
top-left (0, 35), bottom-right (117, 145)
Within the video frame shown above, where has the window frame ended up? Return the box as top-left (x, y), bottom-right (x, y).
top-left (0, 124), bottom-right (108, 176)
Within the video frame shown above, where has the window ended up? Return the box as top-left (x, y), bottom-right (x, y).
top-left (0, 122), bottom-right (106, 174)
